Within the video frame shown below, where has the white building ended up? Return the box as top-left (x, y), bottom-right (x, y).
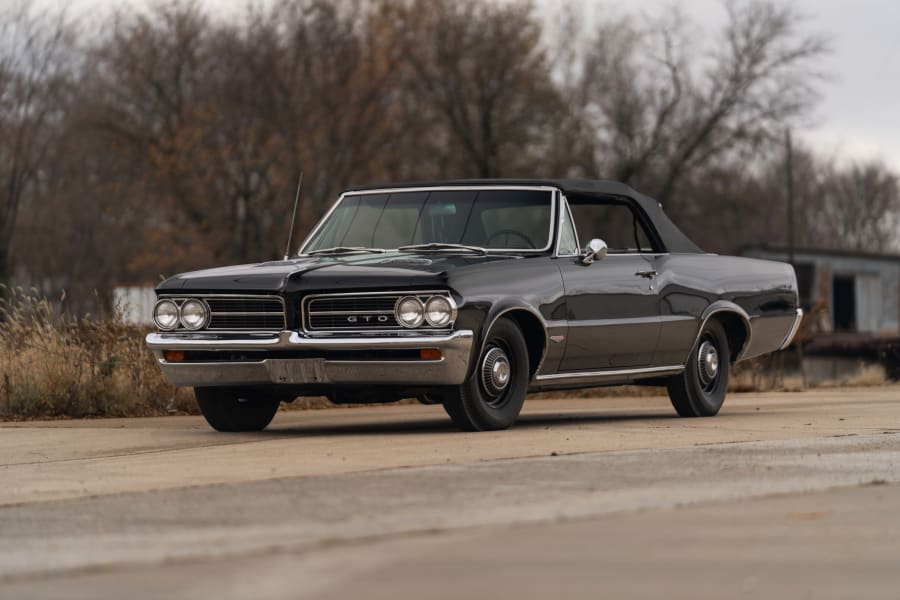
top-left (112, 285), bottom-right (157, 326)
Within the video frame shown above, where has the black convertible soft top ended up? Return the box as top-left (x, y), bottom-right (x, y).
top-left (343, 178), bottom-right (702, 254)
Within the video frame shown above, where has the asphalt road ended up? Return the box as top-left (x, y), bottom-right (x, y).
top-left (1, 385), bottom-right (899, 598)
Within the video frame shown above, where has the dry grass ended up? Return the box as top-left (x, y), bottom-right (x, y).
top-left (729, 358), bottom-right (805, 393)
top-left (729, 355), bottom-right (888, 393)
top-left (531, 385), bottom-right (663, 400)
top-left (0, 287), bottom-right (194, 420)
top-left (817, 363), bottom-right (888, 388)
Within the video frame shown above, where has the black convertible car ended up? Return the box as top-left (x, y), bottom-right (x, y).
top-left (147, 180), bottom-right (802, 432)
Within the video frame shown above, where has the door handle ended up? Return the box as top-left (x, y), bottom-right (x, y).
top-left (635, 270), bottom-right (657, 279)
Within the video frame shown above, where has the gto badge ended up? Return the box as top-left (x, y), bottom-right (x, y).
top-left (347, 315), bottom-right (390, 324)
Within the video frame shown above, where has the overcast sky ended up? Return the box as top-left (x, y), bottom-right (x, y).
top-left (587, 0), bottom-right (900, 171)
top-left (53, 0), bottom-right (900, 171)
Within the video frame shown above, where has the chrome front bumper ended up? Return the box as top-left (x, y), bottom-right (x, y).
top-left (146, 330), bottom-right (474, 387)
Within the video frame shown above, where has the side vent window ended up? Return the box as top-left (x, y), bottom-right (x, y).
top-left (557, 197), bottom-right (579, 256)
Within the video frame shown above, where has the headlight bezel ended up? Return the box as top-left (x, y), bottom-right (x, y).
top-left (152, 299), bottom-right (180, 331)
top-left (424, 295), bottom-right (457, 327)
top-left (179, 298), bottom-right (210, 331)
top-left (395, 296), bottom-right (426, 328)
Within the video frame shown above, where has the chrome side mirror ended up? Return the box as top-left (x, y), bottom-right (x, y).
top-left (581, 238), bottom-right (608, 265)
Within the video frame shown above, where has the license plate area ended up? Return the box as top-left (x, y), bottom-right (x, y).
top-left (266, 358), bottom-right (327, 384)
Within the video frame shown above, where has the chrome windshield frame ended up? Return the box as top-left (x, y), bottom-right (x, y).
top-left (298, 185), bottom-right (559, 256)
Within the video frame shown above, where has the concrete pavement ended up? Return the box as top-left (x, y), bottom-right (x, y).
top-left (1, 386), bottom-right (899, 598)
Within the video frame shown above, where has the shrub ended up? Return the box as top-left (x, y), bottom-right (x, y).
top-left (0, 287), bottom-right (194, 419)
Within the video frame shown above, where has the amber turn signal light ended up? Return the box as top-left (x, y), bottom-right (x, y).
top-left (163, 350), bottom-right (186, 362)
top-left (419, 348), bottom-right (442, 360)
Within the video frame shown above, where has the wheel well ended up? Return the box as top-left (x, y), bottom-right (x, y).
top-left (711, 312), bottom-right (750, 362)
top-left (495, 310), bottom-right (546, 379)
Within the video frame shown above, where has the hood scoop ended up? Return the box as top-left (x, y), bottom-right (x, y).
top-left (257, 258), bottom-right (316, 267)
top-left (381, 258), bottom-right (434, 267)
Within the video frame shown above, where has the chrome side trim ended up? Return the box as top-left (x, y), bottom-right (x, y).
top-left (298, 185), bottom-right (558, 256)
top-left (778, 308), bottom-right (804, 350)
top-left (535, 365), bottom-right (684, 385)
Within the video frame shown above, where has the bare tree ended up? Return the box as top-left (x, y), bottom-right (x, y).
top-left (386, 0), bottom-right (560, 179)
top-left (81, 2), bottom-right (225, 276)
top-left (0, 1), bottom-right (73, 292)
top-left (813, 161), bottom-right (900, 252)
top-left (673, 145), bottom-right (900, 255)
top-left (562, 0), bottom-right (829, 208)
top-left (256, 0), bottom-right (402, 240)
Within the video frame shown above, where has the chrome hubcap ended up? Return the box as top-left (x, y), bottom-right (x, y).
top-left (481, 347), bottom-right (511, 397)
top-left (697, 341), bottom-right (719, 386)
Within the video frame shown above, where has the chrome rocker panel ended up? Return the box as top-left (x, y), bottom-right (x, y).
top-left (146, 330), bottom-right (474, 387)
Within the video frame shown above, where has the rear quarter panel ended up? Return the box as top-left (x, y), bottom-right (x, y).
top-left (653, 253), bottom-right (799, 364)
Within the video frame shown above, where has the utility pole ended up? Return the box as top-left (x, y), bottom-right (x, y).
top-left (785, 128), bottom-right (795, 266)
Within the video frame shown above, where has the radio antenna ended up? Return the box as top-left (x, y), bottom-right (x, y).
top-left (283, 172), bottom-right (303, 260)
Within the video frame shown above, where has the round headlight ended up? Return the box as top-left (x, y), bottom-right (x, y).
top-left (395, 296), bottom-right (424, 328)
top-left (153, 299), bottom-right (179, 331)
top-left (424, 296), bottom-right (455, 327)
top-left (179, 299), bottom-right (209, 330)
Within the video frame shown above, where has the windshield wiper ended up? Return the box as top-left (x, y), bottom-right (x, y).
top-left (398, 242), bottom-right (488, 255)
top-left (306, 246), bottom-right (386, 256)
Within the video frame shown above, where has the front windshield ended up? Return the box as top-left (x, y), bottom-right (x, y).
top-left (302, 189), bottom-right (554, 253)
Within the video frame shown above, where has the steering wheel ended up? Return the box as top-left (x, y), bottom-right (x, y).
top-left (486, 229), bottom-right (536, 249)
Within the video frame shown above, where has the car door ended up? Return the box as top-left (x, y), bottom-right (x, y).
top-left (556, 197), bottom-right (662, 371)
top-left (557, 255), bottom-right (661, 370)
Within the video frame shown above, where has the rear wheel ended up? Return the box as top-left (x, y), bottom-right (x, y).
top-left (442, 317), bottom-right (529, 431)
top-left (195, 387), bottom-right (281, 432)
top-left (667, 319), bottom-right (730, 417)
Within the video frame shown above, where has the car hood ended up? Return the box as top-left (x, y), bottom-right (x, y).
top-left (156, 252), bottom-right (519, 293)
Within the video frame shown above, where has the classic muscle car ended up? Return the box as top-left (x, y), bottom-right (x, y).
top-left (146, 179), bottom-right (802, 432)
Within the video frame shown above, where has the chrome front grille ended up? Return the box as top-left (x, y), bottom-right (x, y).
top-left (161, 295), bottom-right (286, 331)
top-left (206, 296), bottom-right (285, 331)
top-left (303, 291), bottom-right (452, 333)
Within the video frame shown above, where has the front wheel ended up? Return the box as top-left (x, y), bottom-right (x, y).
top-left (195, 387), bottom-right (281, 432)
top-left (441, 317), bottom-right (529, 431)
top-left (667, 319), bottom-right (730, 417)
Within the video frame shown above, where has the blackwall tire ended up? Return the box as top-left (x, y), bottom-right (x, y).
top-left (442, 318), bottom-right (529, 431)
top-left (195, 387), bottom-right (280, 432)
top-left (667, 319), bottom-right (730, 418)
